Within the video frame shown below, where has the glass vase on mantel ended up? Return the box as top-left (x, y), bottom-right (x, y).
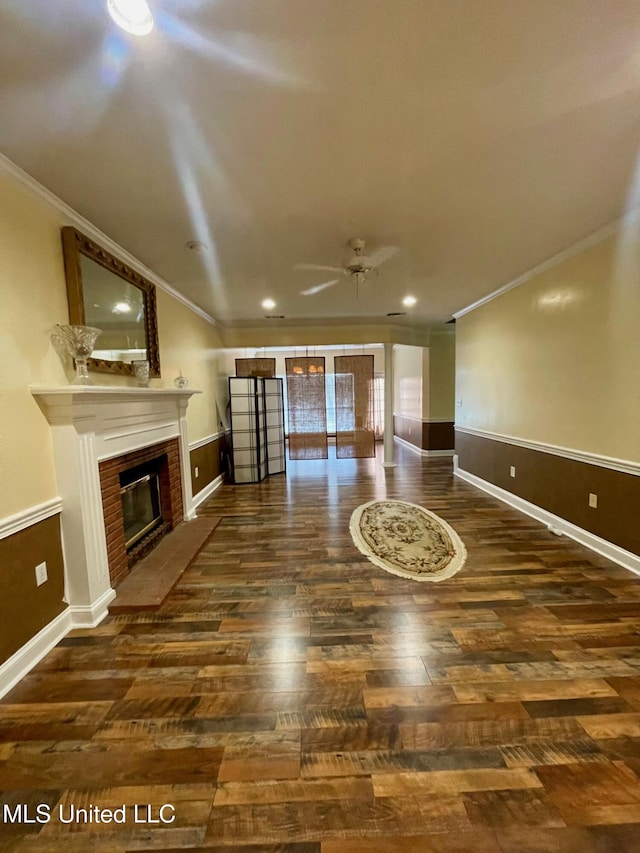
top-left (51, 324), bottom-right (102, 386)
top-left (132, 359), bottom-right (150, 388)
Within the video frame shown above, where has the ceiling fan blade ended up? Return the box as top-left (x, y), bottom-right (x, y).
top-left (295, 263), bottom-right (344, 274)
top-left (300, 279), bottom-right (339, 296)
top-left (368, 245), bottom-right (400, 267)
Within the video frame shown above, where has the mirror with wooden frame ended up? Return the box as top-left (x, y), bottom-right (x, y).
top-left (61, 227), bottom-right (161, 377)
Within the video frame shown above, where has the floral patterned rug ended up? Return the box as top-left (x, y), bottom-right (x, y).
top-left (349, 499), bottom-right (467, 582)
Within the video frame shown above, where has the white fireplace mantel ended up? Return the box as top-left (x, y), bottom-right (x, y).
top-left (31, 385), bottom-right (201, 625)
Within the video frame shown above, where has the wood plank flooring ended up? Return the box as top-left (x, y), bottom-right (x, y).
top-left (2, 446), bottom-right (640, 851)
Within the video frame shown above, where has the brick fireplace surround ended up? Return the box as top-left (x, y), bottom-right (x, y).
top-left (99, 438), bottom-right (184, 587)
top-left (32, 386), bottom-right (199, 626)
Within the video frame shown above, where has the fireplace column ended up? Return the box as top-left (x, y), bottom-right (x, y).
top-left (37, 397), bottom-right (113, 621)
top-left (178, 395), bottom-right (196, 520)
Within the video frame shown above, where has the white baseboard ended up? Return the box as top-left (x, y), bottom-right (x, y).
top-left (394, 436), bottom-right (454, 458)
top-left (454, 464), bottom-right (640, 577)
top-left (0, 589), bottom-right (116, 700)
top-left (69, 588), bottom-right (116, 628)
top-left (0, 609), bottom-right (71, 700)
top-left (193, 474), bottom-right (224, 509)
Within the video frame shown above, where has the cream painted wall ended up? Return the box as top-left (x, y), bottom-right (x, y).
top-left (456, 227), bottom-right (640, 461)
top-left (0, 174), bottom-right (71, 518)
top-left (393, 344), bottom-right (423, 420)
top-left (428, 330), bottom-right (456, 421)
top-left (0, 171), bottom-right (223, 520)
top-left (421, 349), bottom-right (430, 420)
top-left (155, 289), bottom-right (223, 442)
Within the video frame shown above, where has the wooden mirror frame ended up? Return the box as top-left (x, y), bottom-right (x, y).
top-left (61, 227), bottom-right (161, 378)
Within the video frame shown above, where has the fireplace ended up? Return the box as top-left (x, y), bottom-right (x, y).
top-left (31, 386), bottom-right (198, 625)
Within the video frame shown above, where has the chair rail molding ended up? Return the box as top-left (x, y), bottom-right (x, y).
top-left (0, 497), bottom-right (62, 540)
top-left (189, 430), bottom-right (225, 450)
top-left (455, 425), bottom-right (640, 476)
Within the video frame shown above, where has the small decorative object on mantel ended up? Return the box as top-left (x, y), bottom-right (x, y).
top-left (51, 324), bottom-right (102, 386)
top-left (132, 359), bottom-right (150, 387)
top-left (173, 370), bottom-right (189, 389)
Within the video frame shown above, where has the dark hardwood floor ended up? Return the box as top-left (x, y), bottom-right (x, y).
top-left (2, 446), bottom-right (640, 851)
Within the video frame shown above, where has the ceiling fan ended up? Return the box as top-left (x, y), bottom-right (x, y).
top-left (296, 238), bottom-right (399, 295)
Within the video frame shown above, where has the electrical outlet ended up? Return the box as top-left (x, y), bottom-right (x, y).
top-left (35, 562), bottom-right (48, 586)
top-left (194, 466), bottom-right (199, 478)
top-left (510, 466), bottom-right (516, 478)
top-left (589, 493), bottom-right (598, 509)
top-left (456, 399), bottom-right (462, 407)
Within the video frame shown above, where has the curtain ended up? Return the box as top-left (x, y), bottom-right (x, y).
top-left (235, 358), bottom-right (276, 378)
top-left (334, 355), bottom-right (375, 458)
top-left (285, 357), bottom-right (328, 460)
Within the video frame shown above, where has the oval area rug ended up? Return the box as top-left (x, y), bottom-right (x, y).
top-left (349, 499), bottom-right (467, 582)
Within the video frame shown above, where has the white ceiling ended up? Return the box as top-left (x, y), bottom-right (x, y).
top-left (2, 0), bottom-right (640, 329)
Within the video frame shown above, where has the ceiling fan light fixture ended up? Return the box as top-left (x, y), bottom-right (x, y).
top-left (296, 238), bottom-right (399, 295)
top-left (107, 0), bottom-right (154, 36)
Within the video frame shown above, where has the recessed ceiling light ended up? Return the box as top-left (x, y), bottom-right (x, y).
top-left (262, 298), bottom-right (276, 310)
top-left (402, 295), bottom-right (417, 307)
top-left (112, 301), bottom-right (132, 314)
top-left (107, 0), bottom-right (154, 36)
top-left (186, 240), bottom-right (207, 253)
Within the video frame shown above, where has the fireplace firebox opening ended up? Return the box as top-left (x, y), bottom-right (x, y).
top-left (120, 464), bottom-right (163, 550)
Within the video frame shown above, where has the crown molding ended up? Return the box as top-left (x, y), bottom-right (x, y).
top-left (0, 151), bottom-right (217, 327)
top-left (453, 209), bottom-right (640, 320)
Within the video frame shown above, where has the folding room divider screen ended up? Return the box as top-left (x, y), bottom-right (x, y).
top-left (228, 377), bottom-right (285, 483)
top-left (334, 354), bottom-right (375, 458)
top-left (285, 357), bottom-right (328, 460)
top-left (235, 358), bottom-right (276, 378)
top-left (263, 377), bottom-right (286, 475)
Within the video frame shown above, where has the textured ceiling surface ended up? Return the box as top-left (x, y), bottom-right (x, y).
top-left (1, 0), bottom-right (640, 328)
